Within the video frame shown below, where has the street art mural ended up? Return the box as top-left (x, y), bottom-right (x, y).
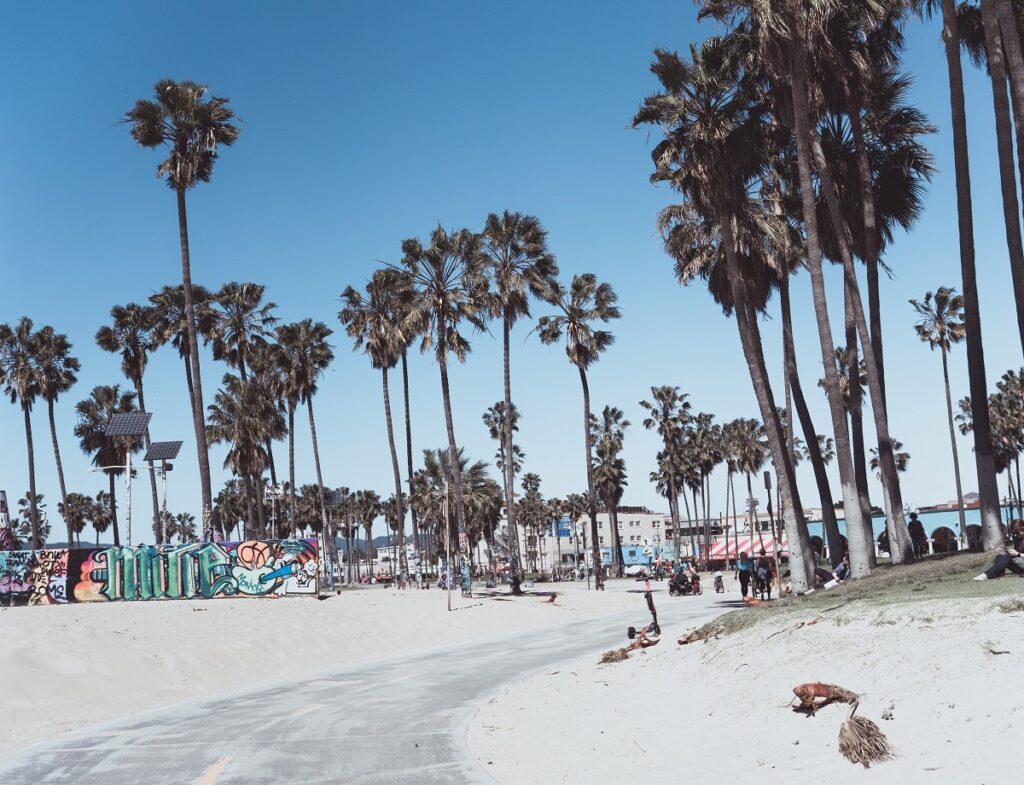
top-left (0, 538), bottom-right (319, 607)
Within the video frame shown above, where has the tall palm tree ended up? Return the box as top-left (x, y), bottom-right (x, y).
top-left (911, 1), bottom-right (1005, 549)
top-left (206, 373), bottom-right (283, 537)
top-left (911, 287), bottom-right (969, 538)
top-left (148, 283), bottom-right (217, 424)
top-left (639, 386), bottom-right (691, 559)
top-left (0, 318), bottom-right (43, 546)
top-left (538, 274), bottom-right (620, 589)
top-left (73, 385), bottom-right (141, 547)
top-left (591, 406), bottom-right (630, 576)
top-left (276, 320), bottom-right (334, 573)
top-left (481, 211), bottom-right (559, 588)
top-left (356, 490), bottom-right (382, 577)
top-left (17, 492), bottom-right (49, 548)
top-left (519, 473), bottom-right (545, 571)
top-left (211, 282), bottom-right (278, 381)
top-left (340, 268), bottom-right (417, 580)
top-left (58, 492), bottom-right (92, 548)
top-left (123, 79), bottom-right (240, 534)
top-left (92, 491), bottom-right (113, 545)
top-left (34, 326), bottom-right (80, 547)
top-left (633, 39), bottom-right (816, 587)
top-left (96, 303), bottom-right (163, 542)
top-left (401, 227), bottom-right (489, 571)
top-left (247, 339), bottom-right (289, 512)
top-left (564, 492), bottom-right (588, 571)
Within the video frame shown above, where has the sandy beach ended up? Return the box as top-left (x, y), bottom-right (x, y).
top-left (468, 586), bottom-right (1024, 784)
top-left (0, 580), bottom-right (641, 760)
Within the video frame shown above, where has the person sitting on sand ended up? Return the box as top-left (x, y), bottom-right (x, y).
top-left (973, 526), bottom-right (1024, 580)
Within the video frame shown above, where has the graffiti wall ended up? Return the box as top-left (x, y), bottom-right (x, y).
top-left (0, 538), bottom-right (319, 607)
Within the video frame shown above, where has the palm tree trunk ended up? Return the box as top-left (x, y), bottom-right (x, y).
top-left (108, 472), bottom-right (121, 547)
top-left (578, 366), bottom-right (604, 589)
top-left (382, 368), bottom-right (408, 580)
top-left (401, 350), bottom-right (420, 559)
top-left (940, 0), bottom-right (1005, 550)
top-left (253, 473), bottom-right (268, 538)
top-left (845, 86), bottom-right (889, 404)
top-left (22, 405), bottom-right (40, 547)
top-left (941, 348), bottom-right (968, 542)
top-left (135, 381), bottom-right (163, 544)
top-left (306, 395), bottom-right (333, 588)
top-left (780, 274), bottom-right (843, 564)
top-left (811, 135), bottom-right (913, 563)
top-left (719, 238), bottom-right (814, 590)
top-left (691, 487), bottom-right (701, 561)
top-left (669, 475), bottom-right (681, 559)
top-left (786, 38), bottom-right (871, 580)
top-left (992, 0), bottom-right (1024, 352)
top-left (47, 399), bottom-right (73, 547)
top-left (980, 0), bottom-right (1024, 355)
top-left (610, 505), bottom-right (624, 577)
top-left (437, 351), bottom-right (469, 569)
top-left (502, 315), bottom-right (524, 594)
top-left (846, 316), bottom-right (876, 567)
top-left (682, 486), bottom-right (696, 560)
top-left (723, 469), bottom-right (731, 559)
top-left (287, 403), bottom-right (297, 536)
top-left (175, 185), bottom-right (213, 535)
top-left (730, 473), bottom-right (739, 562)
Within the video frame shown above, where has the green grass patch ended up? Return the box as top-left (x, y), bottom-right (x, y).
top-left (694, 551), bottom-right (1022, 638)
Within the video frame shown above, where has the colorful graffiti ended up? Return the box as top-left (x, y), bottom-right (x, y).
top-left (0, 538), bottom-right (319, 606)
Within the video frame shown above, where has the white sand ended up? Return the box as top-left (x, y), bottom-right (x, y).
top-left (0, 582), bottom-right (636, 759)
top-left (468, 597), bottom-right (1024, 784)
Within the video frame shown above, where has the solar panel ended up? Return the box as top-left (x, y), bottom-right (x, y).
top-left (105, 411), bottom-right (152, 437)
top-left (143, 440), bottom-right (183, 462)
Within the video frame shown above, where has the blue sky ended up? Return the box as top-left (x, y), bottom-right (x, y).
top-left (2, 1), bottom-right (1022, 539)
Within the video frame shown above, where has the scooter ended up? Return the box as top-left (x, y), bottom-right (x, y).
top-left (690, 574), bottom-right (703, 595)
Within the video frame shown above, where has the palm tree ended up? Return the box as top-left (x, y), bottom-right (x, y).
top-left (214, 480), bottom-right (246, 541)
top-left (591, 406), bottom-right (630, 576)
top-left (17, 492), bottom-right (49, 548)
top-left (58, 492), bottom-right (92, 548)
top-left (911, 1), bottom-right (1005, 550)
top-left (149, 283), bottom-right (217, 424)
top-left (247, 340), bottom-right (289, 515)
top-left (639, 386), bottom-right (691, 559)
top-left (211, 282), bottom-right (278, 382)
top-left (276, 320), bottom-right (335, 547)
top-left (519, 473), bottom-right (545, 572)
top-left (481, 211), bottom-right (559, 588)
top-left (871, 440), bottom-right (910, 479)
top-left (356, 490), bottom-right (382, 577)
top-left (96, 303), bottom-right (163, 542)
top-left (482, 401), bottom-right (527, 567)
top-left (73, 385), bottom-right (141, 547)
top-left (564, 492), bottom-right (588, 571)
top-left (123, 79), bottom-right (240, 534)
top-left (538, 274), bottom-right (620, 589)
top-left (340, 268), bottom-right (417, 580)
top-left (632, 39), bottom-right (816, 587)
top-left (911, 287), bottom-right (969, 537)
top-left (91, 491), bottom-right (113, 545)
top-left (401, 227), bottom-right (489, 572)
top-left (206, 374), bottom-right (283, 537)
top-left (0, 318), bottom-right (43, 546)
top-left (173, 512), bottom-right (197, 543)
top-left (33, 326), bottom-right (80, 548)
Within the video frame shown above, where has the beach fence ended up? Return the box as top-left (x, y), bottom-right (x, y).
top-left (0, 538), bottom-right (320, 607)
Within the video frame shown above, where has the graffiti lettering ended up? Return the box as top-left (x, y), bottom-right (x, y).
top-left (0, 539), bottom-right (319, 607)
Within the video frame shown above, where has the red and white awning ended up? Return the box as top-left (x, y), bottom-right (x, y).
top-left (708, 533), bottom-right (788, 560)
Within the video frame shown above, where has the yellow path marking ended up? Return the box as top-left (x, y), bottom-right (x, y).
top-left (196, 756), bottom-right (231, 785)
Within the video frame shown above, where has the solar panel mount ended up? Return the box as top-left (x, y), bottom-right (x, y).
top-left (105, 411), bottom-right (152, 437)
top-left (143, 440), bottom-right (183, 462)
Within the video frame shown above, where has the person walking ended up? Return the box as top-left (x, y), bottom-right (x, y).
top-left (908, 513), bottom-right (927, 558)
top-left (755, 549), bottom-right (772, 601)
top-left (736, 550), bottom-right (753, 598)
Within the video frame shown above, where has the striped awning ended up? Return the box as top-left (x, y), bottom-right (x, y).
top-left (708, 533), bottom-right (788, 560)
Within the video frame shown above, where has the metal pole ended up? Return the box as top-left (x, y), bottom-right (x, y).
top-left (126, 448), bottom-right (133, 547)
top-left (161, 461), bottom-right (168, 512)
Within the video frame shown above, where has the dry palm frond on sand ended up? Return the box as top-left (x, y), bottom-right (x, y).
top-left (839, 713), bottom-right (894, 768)
top-left (600, 648), bottom-right (631, 663)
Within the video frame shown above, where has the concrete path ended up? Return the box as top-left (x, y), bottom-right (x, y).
top-left (0, 585), bottom-right (731, 785)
